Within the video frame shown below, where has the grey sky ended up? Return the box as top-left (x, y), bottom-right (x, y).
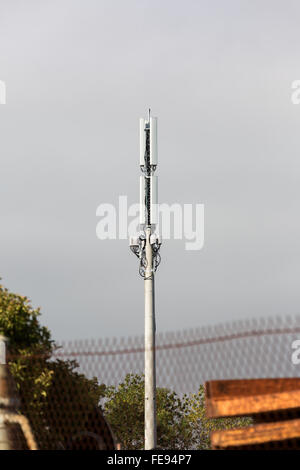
top-left (0, 0), bottom-right (300, 341)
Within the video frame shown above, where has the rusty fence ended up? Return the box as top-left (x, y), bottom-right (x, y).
top-left (55, 314), bottom-right (300, 393)
top-left (6, 315), bottom-right (300, 450)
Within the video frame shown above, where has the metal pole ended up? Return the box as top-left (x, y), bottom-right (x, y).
top-left (144, 226), bottom-right (156, 450)
top-left (129, 111), bottom-right (161, 450)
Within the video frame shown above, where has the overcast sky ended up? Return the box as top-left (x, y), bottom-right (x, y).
top-left (0, 0), bottom-right (300, 341)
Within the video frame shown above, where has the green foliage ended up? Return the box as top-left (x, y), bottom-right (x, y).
top-left (0, 283), bottom-right (52, 354)
top-left (103, 374), bottom-right (195, 449)
top-left (103, 374), bottom-right (251, 450)
top-left (104, 374), bottom-right (144, 449)
top-left (0, 281), bottom-right (104, 449)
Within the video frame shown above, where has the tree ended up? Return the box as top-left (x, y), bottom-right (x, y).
top-left (103, 374), bottom-right (251, 450)
top-left (103, 373), bottom-right (195, 449)
top-left (0, 281), bottom-right (107, 449)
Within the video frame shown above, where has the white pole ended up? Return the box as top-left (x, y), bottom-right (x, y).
top-left (130, 111), bottom-right (160, 449)
top-left (144, 226), bottom-right (157, 449)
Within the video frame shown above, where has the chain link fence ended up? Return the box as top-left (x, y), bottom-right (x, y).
top-left (55, 314), bottom-right (300, 393)
top-left (7, 315), bottom-right (300, 449)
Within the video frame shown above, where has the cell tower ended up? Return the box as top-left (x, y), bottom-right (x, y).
top-left (129, 110), bottom-right (161, 450)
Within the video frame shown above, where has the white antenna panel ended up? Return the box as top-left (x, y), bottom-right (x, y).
top-left (139, 118), bottom-right (146, 167)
